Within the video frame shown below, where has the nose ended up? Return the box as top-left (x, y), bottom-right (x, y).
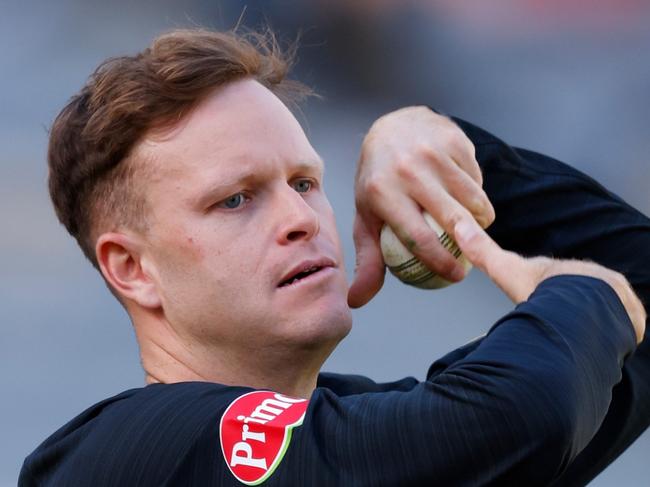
top-left (275, 185), bottom-right (320, 245)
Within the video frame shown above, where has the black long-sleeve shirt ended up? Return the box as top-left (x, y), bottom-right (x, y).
top-left (19, 118), bottom-right (649, 486)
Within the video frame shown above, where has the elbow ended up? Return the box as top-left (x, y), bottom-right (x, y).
top-left (505, 368), bottom-right (595, 480)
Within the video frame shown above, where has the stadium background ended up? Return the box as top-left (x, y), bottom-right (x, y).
top-left (2, 0), bottom-right (649, 484)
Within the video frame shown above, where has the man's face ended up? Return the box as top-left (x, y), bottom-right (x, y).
top-left (133, 79), bottom-right (352, 360)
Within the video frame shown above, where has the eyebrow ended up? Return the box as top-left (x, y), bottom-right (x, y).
top-left (191, 158), bottom-right (325, 209)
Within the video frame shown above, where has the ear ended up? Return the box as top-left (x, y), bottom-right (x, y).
top-left (96, 232), bottom-right (162, 309)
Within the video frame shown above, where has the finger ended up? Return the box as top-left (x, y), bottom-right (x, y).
top-left (370, 193), bottom-right (465, 282)
top-left (348, 213), bottom-right (386, 308)
top-left (440, 156), bottom-right (495, 228)
top-left (410, 158), bottom-right (495, 229)
top-left (453, 217), bottom-right (532, 303)
top-left (444, 126), bottom-right (483, 186)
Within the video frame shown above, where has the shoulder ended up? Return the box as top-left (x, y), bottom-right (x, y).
top-left (20, 382), bottom-right (250, 486)
top-left (72, 382), bottom-right (246, 447)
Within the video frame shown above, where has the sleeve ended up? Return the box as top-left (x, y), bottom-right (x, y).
top-left (267, 276), bottom-right (636, 486)
top-left (452, 116), bottom-right (650, 486)
top-left (21, 287), bottom-right (637, 487)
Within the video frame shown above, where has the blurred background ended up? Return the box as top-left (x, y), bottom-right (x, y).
top-left (2, 0), bottom-right (649, 484)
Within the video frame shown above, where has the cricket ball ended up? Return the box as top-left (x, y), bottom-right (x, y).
top-left (380, 212), bottom-right (471, 289)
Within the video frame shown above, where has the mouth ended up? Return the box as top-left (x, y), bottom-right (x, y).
top-left (278, 259), bottom-right (335, 288)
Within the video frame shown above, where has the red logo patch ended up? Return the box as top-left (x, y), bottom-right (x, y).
top-left (219, 391), bottom-right (308, 485)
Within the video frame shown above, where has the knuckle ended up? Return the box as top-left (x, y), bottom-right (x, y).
top-left (448, 169), bottom-right (474, 192)
top-left (363, 174), bottom-right (387, 198)
top-left (395, 156), bottom-right (417, 181)
top-left (414, 142), bottom-right (443, 168)
top-left (445, 128), bottom-right (468, 153)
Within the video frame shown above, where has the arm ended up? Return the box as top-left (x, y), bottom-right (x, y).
top-left (453, 117), bottom-right (650, 485)
top-left (281, 277), bottom-right (636, 486)
top-left (272, 217), bottom-right (642, 486)
top-left (348, 106), bottom-right (648, 484)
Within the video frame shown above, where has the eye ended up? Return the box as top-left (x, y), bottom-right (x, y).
top-left (217, 193), bottom-right (248, 209)
top-left (292, 179), bottom-right (313, 193)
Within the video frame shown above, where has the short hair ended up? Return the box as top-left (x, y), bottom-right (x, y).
top-left (48, 28), bottom-right (311, 269)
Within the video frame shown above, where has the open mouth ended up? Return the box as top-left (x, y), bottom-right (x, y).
top-left (279, 265), bottom-right (324, 287)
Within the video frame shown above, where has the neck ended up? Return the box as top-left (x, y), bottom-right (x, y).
top-left (133, 310), bottom-right (329, 399)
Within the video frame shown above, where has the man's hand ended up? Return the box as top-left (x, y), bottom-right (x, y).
top-left (454, 216), bottom-right (646, 344)
top-left (348, 106), bottom-right (495, 308)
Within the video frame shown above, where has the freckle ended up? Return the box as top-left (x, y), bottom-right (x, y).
top-left (405, 237), bottom-right (417, 252)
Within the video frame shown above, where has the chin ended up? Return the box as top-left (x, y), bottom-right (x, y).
top-left (290, 306), bottom-right (352, 353)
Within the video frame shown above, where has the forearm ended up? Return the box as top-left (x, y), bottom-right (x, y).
top-left (429, 276), bottom-right (635, 484)
top-left (299, 277), bottom-right (636, 486)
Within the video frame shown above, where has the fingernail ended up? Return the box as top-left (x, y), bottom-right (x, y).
top-left (454, 219), bottom-right (476, 244)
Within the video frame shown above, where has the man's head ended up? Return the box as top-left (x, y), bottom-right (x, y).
top-left (49, 28), bottom-right (309, 270)
top-left (48, 29), bottom-right (352, 390)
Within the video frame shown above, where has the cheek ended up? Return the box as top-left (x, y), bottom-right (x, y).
top-left (181, 235), bottom-right (206, 261)
top-left (184, 232), bottom-right (264, 290)
top-left (158, 212), bottom-right (264, 277)
top-left (156, 240), bottom-right (259, 328)
top-left (150, 230), bottom-right (215, 296)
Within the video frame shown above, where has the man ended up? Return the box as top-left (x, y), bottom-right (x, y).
top-left (20, 28), bottom-right (648, 486)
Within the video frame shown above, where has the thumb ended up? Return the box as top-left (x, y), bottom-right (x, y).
top-left (454, 217), bottom-right (531, 303)
top-left (348, 214), bottom-right (386, 308)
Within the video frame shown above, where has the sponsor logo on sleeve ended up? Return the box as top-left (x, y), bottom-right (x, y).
top-left (219, 390), bottom-right (308, 485)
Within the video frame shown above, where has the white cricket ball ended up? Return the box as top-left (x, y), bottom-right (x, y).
top-left (380, 212), bottom-right (472, 289)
